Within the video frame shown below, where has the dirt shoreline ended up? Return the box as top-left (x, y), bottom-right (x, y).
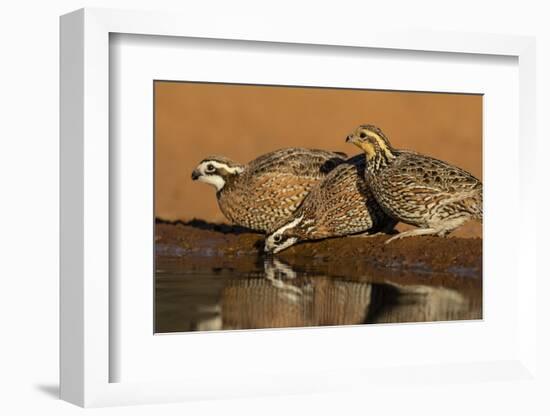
top-left (155, 219), bottom-right (482, 332)
top-left (156, 219), bottom-right (482, 281)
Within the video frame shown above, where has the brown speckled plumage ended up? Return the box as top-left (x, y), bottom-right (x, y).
top-left (221, 258), bottom-right (374, 329)
top-left (346, 124), bottom-right (482, 243)
top-left (192, 148), bottom-right (347, 232)
top-left (264, 155), bottom-right (396, 253)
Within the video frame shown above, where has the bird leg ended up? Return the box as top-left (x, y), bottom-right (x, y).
top-left (384, 227), bottom-right (439, 244)
top-left (351, 221), bottom-right (399, 238)
top-left (350, 231), bottom-right (380, 238)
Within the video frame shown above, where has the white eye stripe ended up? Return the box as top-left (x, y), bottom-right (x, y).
top-left (200, 161), bottom-right (244, 174)
top-left (275, 215), bottom-right (304, 235)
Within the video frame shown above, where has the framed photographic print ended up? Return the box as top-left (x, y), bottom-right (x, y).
top-left (60, 8), bottom-right (538, 408)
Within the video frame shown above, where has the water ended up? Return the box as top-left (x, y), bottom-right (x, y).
top-left (155, 255), bottom-right (482, 333)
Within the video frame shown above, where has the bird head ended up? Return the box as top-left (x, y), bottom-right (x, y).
top-left (345, 125), bottom-right (395, 162)
top-left (191, 156), bottom-right (244, 191)
top-left (264, 215), bottom-right (305, 254)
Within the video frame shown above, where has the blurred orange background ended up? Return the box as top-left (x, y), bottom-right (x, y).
top-left (155, 81), bottom-right (482, 236)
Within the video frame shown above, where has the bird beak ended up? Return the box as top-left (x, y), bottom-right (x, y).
top-left (191, 170), bottom-right (201, 180)
top-left (346, 135), bottom-right (357, 145)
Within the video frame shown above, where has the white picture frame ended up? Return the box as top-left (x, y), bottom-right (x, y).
top-left (60, 7), bottom-right (538, 408)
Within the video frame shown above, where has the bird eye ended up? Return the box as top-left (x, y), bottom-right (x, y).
top-left (359, 132), bottom-right (367, 139)
top-left (273, 234), bottom-right (282, 243)
top-left (206, 163), bottom-right (215, 172)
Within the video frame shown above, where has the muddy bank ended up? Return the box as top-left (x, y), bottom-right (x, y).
top-left (155, 219), bottom-right (482, 332)
top-left (156, 219), bottom-right (482, 280)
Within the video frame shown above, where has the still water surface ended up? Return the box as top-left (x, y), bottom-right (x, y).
top-left (155, 255), bottom-right (482, 333)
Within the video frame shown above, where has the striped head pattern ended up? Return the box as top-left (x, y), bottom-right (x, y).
top-left (191, 156), bottom-right (244, 191)
top-left (345, 125), bottom-right (396, 168)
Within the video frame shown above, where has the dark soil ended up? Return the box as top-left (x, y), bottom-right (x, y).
top-left (156, 219), bottom-right (482, 282)
top-left (155, 219), bottom-right (482, 332)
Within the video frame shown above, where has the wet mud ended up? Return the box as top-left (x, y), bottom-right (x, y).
top-left (155, 220), bottom-right (482, 333)
top-left (156, 219), bottom-right (482, 279)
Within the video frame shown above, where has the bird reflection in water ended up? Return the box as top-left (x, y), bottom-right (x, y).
top-left (220, 258), bottom-right (479, 330)
top-left (263, 257), bottom-right (304, 303)
top-left (219, 258), bottom-right (375, 330)
top-left (155, 256), bottom-right (481, 333)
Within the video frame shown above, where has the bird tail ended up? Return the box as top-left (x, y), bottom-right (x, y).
top-left (469, 188), bottom-right (483, 222)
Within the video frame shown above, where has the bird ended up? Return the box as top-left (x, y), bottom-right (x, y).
top-left (366, 283), bottom-right (479, 324)
top-left (264, 155), bottom-right (397, 253)
top-left (346, 124), bottom-right (482, 243)
top-left (221, 258), bottom-right (375, 329)
top-left (191, 148), bottom-right (347, 232)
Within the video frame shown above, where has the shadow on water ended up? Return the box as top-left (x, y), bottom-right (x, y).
top-left (155, 254), bottom-right (482, 333)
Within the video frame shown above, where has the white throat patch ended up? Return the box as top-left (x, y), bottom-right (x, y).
top-left (271, 237), bottom-right (298, 254)
top-left (197, 174), bottom-right (225, 191)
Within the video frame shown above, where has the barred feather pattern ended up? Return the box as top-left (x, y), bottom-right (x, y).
top-left (221, 276), bottom-right (374, 329)
top-left (273, 155), bottom-right (395, 241)
top-left (367, 150), bottom-right (483, 229)
top-left (217, 148), bottom-right (347, 232)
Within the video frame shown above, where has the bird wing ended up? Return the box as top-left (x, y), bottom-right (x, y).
top-left (295, 160), bottom-right (376, 238)
top-left (392, 151), bottom-right (481, 193)
top-left (376, 158), bottom-right (482, 222)
top-left (245, 148), bottom-right (347, 178)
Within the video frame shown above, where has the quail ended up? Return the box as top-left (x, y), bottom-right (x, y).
top-left (191, 148), bottom-right (347, 232)
top-left (264, 155), bottom-right (396, 253)
top-left (221, 258), bottom-right (374, 329)
top-left (346, 124), bottom-right (482, 243)
top-left (367, 283), bottom-right (479, 323)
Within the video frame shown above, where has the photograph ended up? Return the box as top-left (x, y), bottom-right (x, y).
top-left (154, 81), bottom-right (483, 333)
